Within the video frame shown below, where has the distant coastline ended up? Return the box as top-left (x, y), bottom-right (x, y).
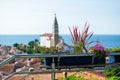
top-left (0, 34), bottom-right (120, 48)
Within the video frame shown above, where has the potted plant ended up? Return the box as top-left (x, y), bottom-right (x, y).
top-left (60, 22), bottom-right (94, 66)
top-left (89, 43), bottom-right (110, 64)
top-left (69, 22), bottom-right (93, 53)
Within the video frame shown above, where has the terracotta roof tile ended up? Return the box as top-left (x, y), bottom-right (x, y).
top-left (41, 33), bottom-right (53, 37)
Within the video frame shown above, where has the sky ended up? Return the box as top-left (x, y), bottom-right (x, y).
top-left (0, 0), bottom-right (120, 34)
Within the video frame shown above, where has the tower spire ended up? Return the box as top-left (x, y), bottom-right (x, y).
top-left (52, 14), bottom-right (59, 47)
top-left (53, 14), bottom-right (59, 34)
top-left (53, 14), bottom-right (58, 27)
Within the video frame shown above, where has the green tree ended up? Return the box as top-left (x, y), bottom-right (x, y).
top-left (27, 39), bottom-right (40, 54)
top-left (26, 46), bottom-right (34, 54)
top-left (34, 45), bottom-right (41, 53)
top-left (13, 39), bottom-right (40, 54)
top-left (13, 43), bottom-right (19, 48)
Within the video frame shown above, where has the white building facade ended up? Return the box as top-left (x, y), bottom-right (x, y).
top-left (40, 33), bottom-right (52, 48)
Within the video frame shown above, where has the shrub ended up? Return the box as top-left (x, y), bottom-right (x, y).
top-left (108, 76), bottom-right (120, 80)
top-left (103, 65), bottom-right (120, 77)
top-left (89, 43), bottom-right (109, 58)
top-left (109, 47), bottom-right (120, 52)
top-left (69, 22), bottom-right (93, 53)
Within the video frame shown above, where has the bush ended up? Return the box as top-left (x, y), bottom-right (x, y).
top-left (67, 74), bottom-right (77, 80)
top-left (103, 65), bottom-right (120, 77)
top-left (57, 72), bottom-right (99, 80)
top-left (108, 76), bottom-right (120, 80)
top-left (69, 22), bottom-right (93, 53)
top-left (109, 47), bottom-right (120, 52)
top-left (58, 73), bottom-right (84, 80)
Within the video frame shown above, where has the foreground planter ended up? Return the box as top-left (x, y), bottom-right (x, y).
top-left (44, 53), bottom-right (93, 68)
top-left (109, 52), bottom-right (120, 63)
top-left (44, 53), bottom-right (112, 68)
top-left (114, 55), bottom-right (120, 62)
top-left (93, 57), bottom-right (106, 64)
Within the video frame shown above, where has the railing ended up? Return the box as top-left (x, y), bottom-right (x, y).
top-left (0, 53), bottom-right (120, 80)
top-left (1, 52), bottom-right (119, 68)
top-left (0, 55), bottom-right (15, 68)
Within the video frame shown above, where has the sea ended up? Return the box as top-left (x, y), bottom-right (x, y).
top-left (0, 34), bottom-right (120, 48)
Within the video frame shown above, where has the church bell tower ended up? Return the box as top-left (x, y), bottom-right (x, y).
top-left (52, 14), bottom-right (59, 47)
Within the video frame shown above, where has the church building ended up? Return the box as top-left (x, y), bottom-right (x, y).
top-left (40, 15), bottom-right (61, 47)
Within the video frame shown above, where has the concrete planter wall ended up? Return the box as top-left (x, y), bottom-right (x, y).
top-left (114, 55), bottom-right (120, 62)
top-left (44, 53), bottom-right (120, 68)
top-left (44, 53), bottom-right (94, 68)
top-left (93, 57), bottom-right (106, 64)
top-left (109, 52), bottom-right (120, 63)
top-left (44, 56), bottom-right (92, 67)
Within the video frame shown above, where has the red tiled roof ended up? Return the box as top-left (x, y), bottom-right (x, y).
top-left (0, 64), bottom-right (14, 75)
top-left (41, 33), bottom-right (53, 37)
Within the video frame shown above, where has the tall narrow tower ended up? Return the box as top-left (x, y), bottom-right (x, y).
top-left (52, 14), bottom-right (59, 47)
